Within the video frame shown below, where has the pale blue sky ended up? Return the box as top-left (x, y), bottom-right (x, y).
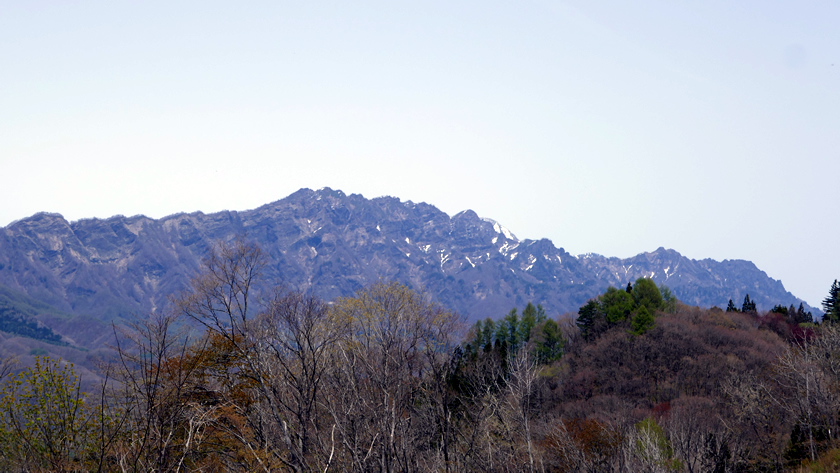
top-left (1, 1), bottom-right (837, 307)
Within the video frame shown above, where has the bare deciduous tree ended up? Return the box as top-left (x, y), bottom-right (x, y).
top-left (504, 347), bottom-right (540, 472)
top-left (326, 281), bottom-right (462, 473)
top-left (112, 311), bottom-right (210, 472)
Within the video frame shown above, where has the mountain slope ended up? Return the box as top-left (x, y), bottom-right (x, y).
top-left (0, 188), bottom-right (815, 324)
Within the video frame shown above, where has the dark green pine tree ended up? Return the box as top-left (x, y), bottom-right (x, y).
top-left (631, 305), bottom-right (655, 336)
top-left (532, 319), bottom-right (565, 364)
top-left (726, 299), bottom-right (739, 312)
top-left (823, 280), bottom-right (840, 324)
top-left (742, 294), bottom-right (756, 313)
top-left (601, 286), bottom-right (636, 324)
top-left (500, 309), bottom-right (520, 351)
top-left (576, 299), bottom-right (604, 340)
top-left (626, 282), bottom-right (633, 293)
top-left (794, 303), bottom-right (813, 324)
top-left (481, 318), bottom-right (497, 352)
top-left (518, 302), bottom-right (547, 344)
top-left (770, 304), bottom-right (788, 315)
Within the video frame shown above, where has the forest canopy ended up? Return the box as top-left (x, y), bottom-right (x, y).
top-left (0, 239), bottom-right (836, 472)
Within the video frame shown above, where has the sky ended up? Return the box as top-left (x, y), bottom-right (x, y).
top-left (1, 1), bottom-right (837, 308)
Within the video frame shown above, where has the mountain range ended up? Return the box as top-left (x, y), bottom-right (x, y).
top-left (0, 187), bottom-right (817, 355)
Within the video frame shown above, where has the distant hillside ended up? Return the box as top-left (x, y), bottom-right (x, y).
top-left (0, 188), bottom-right (816, 327)
top-left (0, 284), bottom-right (66, 345)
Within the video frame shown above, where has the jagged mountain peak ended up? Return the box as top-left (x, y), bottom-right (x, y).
top-left (0, 188), bottom-right (817, 338)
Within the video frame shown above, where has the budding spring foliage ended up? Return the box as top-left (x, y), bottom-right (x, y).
top-left (332, 281), bottom-right (463, 359)
top-left (0, 356), bottom-right (108, 471)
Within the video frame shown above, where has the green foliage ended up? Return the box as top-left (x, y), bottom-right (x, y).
top-left (601, 287), bottom-right (635, 324)
top-left (0, 283), bottom-right (100, 346)
top-left (631, 305), bottom-right (655, 336)
top-left (795, 303), bottom-right (814, 324)
top-left (466, 302), bottom-right (562, 364)
top-left (481, 318), bottom-right (496, 351)
top-left (577, 279), bottom-right (679, 340)
top-left (767, 303), bottom-right (813, 325)
top-left (518, 302), bottom-right (546, 344)
top-left (823, 280), bottom-right (840, 323)
top-left (576, 299), bottom-right (604, 340)
top-left (741, 294), bottom-right (757, 313)
top-left (726, 299), bottom-right (739, 312)
top-left (635, 417), bottom-right (672, 455)
top-left (659, 284), bottom-right (678, 313)
top-left (0, 356), bottom-right (111, 471)
top-left (484, 303), bottom-right (549, 352)
top-left (635, 417), bottom-right (680, 471)
top-left (771, 304), bottom-right (788, 315)
top-left (0, 304), bottom-right (65, 345)
top-left (632, 278), bottom-right (664, 312)
top-left (499, 308), bottom-right (521, 350)
top-left (531, 318), bottom-right (564, 363)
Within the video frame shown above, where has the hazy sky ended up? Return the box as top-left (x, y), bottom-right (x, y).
top-left (1, 1), bottom-right (837, 307)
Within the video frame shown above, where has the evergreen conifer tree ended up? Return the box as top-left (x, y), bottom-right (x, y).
top-left (742, 294), bottom-right (756, 313)
top-left (726, 299), bottom-right (739, 312)
top-left (794, 303), bottom-right (813, 324)
top-left (479, 318), bottom-right (496, 352)
top-left (631, 305), bottom-right (655, 335)
top-left (632, 278), bottom-right (664, 312)
top-left (601, 286), bottom-right (635, 324)
top-left (576, 299), bottom-right (604, 340)
top-left (659, 284), bottom-right (678, 313)
top-left (823, 280), bottom-right (840, 323)
top-left (532, 319), bottom-right (565, 364)
top-left (501, 309), bottom-right (520, 350)
top-left (518, 302), bottom-right (547, 343)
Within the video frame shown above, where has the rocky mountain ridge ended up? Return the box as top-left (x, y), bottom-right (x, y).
top-left (0, 187), bottom-right (816, 351)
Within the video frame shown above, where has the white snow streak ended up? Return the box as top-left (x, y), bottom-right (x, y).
top-left (500, 225), bottom-right (515, 240)
top-left (483, 218), bottom-right (518, 241)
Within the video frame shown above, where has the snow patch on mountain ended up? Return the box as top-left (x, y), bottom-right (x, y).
top-left (481, 218), bottom-right (518, 241)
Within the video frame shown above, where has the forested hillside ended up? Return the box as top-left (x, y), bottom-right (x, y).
top-left (0, 240), bottom-right (837, 472)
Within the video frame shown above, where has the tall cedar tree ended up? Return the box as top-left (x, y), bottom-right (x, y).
top-left (823, 280), bottom-right (840, 323)
top-left (795, 303), bottom-right (814, 324)
top-left (742, 294), bottom-right (756, 313)
top-left (630, 305), bottom-right (655, 335)
top-left (576, 299), bottom-right (604, 341)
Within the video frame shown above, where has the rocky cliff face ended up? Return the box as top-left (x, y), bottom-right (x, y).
top-left (0, 188), bottom-right (816, 335)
